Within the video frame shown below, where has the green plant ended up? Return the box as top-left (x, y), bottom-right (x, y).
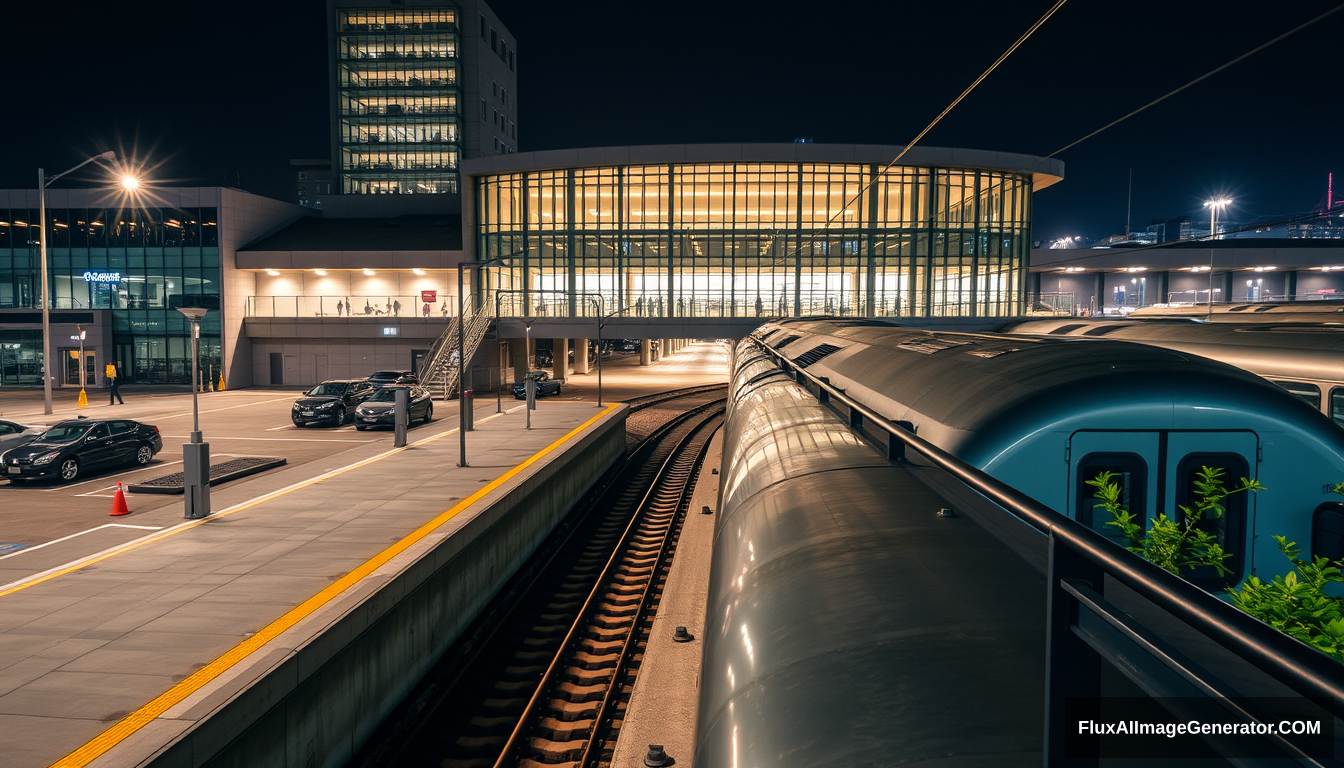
top-left (1087, 466), bottom-right (1263, 576)
top-left (1227, 537), bottom-right (1344, 662)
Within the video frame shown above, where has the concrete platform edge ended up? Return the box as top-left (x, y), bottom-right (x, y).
top-left (120, 405), bottom-right (628, 768)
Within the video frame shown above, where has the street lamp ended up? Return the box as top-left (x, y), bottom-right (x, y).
top-left (37, 151), bottom-right (127, 415)
top-left (1203, 198), bottom-right (1232, 320)
top-left (177, 306), bottom-right (210, 519)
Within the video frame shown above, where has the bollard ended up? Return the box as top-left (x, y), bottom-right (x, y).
top-left (394, 387), bottom-right (408, 447)
top-left (183, 441), bottom-right (211, 519)
top-left (463, 388), bottom-right (474, 432)
top-left (525, 376), bottom-right (536, 429)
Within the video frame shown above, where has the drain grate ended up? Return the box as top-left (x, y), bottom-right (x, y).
top-left (129, 457), bottom-right (287, 494)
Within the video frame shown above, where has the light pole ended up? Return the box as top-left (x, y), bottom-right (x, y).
top-left (37, 151), bottom-right (133, 415)
top-left (177, 307), bottom-right (211, 519)
top-left (1203, 198), bottom-right (1232, 320)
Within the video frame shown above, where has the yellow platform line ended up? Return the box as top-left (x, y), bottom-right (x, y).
top-left (52, 403), bottom-right (618, 767)
top-left (1, 413), bottom-right (486, 599)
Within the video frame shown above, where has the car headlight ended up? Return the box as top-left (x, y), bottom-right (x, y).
top-left (292, 403), bottom-right (301, 410)
top-left (317, 402), bottom-right (337, 409)
top-left (33, 451), bottom-right (61, 466)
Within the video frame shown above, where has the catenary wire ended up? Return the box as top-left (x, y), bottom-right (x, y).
top-left (767, 0), bottom-right (1069, 267)
top-left (1021, 1), bottom-right (1344, 170)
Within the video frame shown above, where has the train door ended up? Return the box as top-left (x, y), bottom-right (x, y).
top-left (1163, 431), bottom-right (1258, 589)
top-left (1068, 432), bottom-right (1160, 549)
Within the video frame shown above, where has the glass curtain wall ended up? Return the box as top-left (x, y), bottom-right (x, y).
top-left (0, 206), bottom-right (221, 384)
top-left (337, 7), bottom-right (461, 194)
top-left (476, 163), bottom-right (1032, 319)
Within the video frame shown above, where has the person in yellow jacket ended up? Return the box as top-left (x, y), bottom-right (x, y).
top-left (106, 362), bottom-right (124, 405)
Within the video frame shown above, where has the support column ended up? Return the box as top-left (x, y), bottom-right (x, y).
top-left (574, 338), bottom-right (590, 375)
top-left (641, 339), bottom-right (652, 366)
top-left (513, 338), bottom-right (532, 381)
top-left (553, 338), bottom-right (569, 382)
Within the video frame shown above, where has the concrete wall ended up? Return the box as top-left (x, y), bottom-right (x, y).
top-left (218, 189), bottom-right (311, 389)
top-left (150, 406), bottom-right (627, 768)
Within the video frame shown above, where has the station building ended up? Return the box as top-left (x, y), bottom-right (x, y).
top-left (0, 143), bottom-right (1063, 388)
top-left (1029, 238), bottom-right (1344, 314)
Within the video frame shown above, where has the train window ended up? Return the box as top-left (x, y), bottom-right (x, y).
top-left (1331, 387), bottom-right (1344, 428)
top-left (1312, 504), bottom-right (1344, 563)
top-left (1270, 381), bottom-right (1321, 410)
top-left (1076, 453), bottom-right (1146, 548)
top-left (1175, 453), bottom-right (1250, 588)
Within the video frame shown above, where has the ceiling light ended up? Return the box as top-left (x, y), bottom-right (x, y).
top-left (363, 268), bottom-right (375, 276)
top-left (412, 268), bottom-right (426, 275)
top-left (1253, 266), bottom-right (1277, 272)
top-left (265, 269), bottom-right (280, 276)
top-left (314, 269), bottom-right (328, 276)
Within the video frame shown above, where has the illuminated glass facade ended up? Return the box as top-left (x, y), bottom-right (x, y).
top-left (0, 207), bottom-right (221, 384)
top-left (476, 162), bottom-right (1034, 318)
top-left (336, 7), bottom-right (461, 194)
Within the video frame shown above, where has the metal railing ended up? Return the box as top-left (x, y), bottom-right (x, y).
top-left (753, 338), bottom-right (1344, 765)
top-left (246, 295), bottom-right (451, 319)
top-left (418, 294), bottom-right (491, 399)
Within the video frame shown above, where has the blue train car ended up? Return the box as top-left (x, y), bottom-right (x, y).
top-left (752, 319), bottom-right (1344, 587)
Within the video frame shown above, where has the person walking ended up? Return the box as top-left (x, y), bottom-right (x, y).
top-left (423, 302), bottom-right (430, 317)
top-left (106, 361), bottom-right (124, 405)
top-left (393, 299), bottom-right (402, 316)
top-left (336, 299), bottom-right (344, 317)
top-left (344, 296), bottom-right (352, 316)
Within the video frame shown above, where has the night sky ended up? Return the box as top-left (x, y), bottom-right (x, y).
top-left (3, 0), bottom-right (1341, 242)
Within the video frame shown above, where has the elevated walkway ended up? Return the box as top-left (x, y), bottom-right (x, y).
top-left (0, 402), bottom-right (626, 768)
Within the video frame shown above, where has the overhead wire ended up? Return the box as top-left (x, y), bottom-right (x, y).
top-left (768, 0), bottom-right (1070, 267)
top-left (1022, 1), bottom-right (1344, 169)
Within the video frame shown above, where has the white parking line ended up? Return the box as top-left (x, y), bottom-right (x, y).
top-left (160, 435), bottom-right (377, 443)
top-left (0, 523), bottom-right (164, 562)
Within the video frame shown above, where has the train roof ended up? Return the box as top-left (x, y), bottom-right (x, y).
top-left (754, 319), bottom-right (1335, 461)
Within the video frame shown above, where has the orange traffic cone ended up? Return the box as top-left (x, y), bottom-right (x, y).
top-left (110, 482), bottom-right (130, 517)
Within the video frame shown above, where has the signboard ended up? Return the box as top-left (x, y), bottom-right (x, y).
top-left (83, 271), bottom-right (122, 283)
top-left (420, 290), bottom-right (437, 303)
top-left (382, 326), bottom-right (400, 337)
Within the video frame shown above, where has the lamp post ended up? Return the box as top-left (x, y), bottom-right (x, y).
top-left (1203, 198), bottom-right (1232, 320)
top-left (37, 151), bottom-right (131, 415)
top-left (177, 307), bottom-right (211, 519)
top-left (75, 325), bottom-right (87, 408)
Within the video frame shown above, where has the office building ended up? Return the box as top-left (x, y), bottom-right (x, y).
top-left (328, 0), bottom-right (517, 197)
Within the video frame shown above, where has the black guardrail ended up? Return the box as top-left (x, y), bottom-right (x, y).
top-left (752, 339), bottom-right (1344, 767)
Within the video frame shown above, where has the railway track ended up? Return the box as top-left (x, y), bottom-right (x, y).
top-left (351, 390), bottom-right (725, 768)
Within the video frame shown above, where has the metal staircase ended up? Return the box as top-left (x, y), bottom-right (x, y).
top-left (421, 295), bottom-right (493, 400)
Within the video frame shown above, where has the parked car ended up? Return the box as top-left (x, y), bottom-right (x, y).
top-left (367, 370), bottom-right (419, 388)
top-left (0, 419), bottom-right (44, 454)
top-left (354, 386), bottom-right (434, 430)
top-left (2, 417), bottom-right (162, 483)
top-left (618, 339), bottom-right (640, 353)
top-left (292, 379), bottom-right (374, 427)
top-left (513, 370), bottom-right (563, 399)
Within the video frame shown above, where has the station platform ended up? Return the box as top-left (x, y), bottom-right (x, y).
top-left (0, 401), bottom-right (626, 768)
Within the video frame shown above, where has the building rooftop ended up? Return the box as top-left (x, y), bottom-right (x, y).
top-left (240, 214), bottom-right (462, 252)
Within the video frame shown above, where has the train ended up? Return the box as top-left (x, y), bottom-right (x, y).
top-left (1128, 299), bottom-right (1344, 323)
top-left (697, 337), bottom-right (1048, 765)
top-left (743, 318), bottom-right (1344, 588)
top-left (999, 316), bottom-right (1344, 426)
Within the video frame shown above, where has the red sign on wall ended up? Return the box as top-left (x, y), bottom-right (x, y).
top-left (421, 290), bottom-right (437, 303)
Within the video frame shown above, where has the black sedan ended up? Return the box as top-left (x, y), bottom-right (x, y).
top-left (2, 418), bottom-right (163, 483)
top-left (292, 379), bottom-right (374, 427)
top-left (354, 386), bottom-right (434, 429)
top-left (367, 370), bottom-right (419, 388)
top-left (513, 370), bottom-right (563, 399)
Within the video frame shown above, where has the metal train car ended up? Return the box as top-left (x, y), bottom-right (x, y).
top-left (1000, 317), bottom-right (1344, 426)
top-left (1129, 299), bottom-right (1344, 322)
top-left (750, 318), bottom-right (1344, 588)
top-left (696, 342), bottom-right (1047, 765)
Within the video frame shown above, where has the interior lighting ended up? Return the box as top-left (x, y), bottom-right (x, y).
top-left (363, 268), bottom-right (375, 276)
top-left (412, 268), bottom-right (426, 275)
top-left (1253, 266), bottom-right (1277, 272)
top-left (314, 269), bottom-right (328, 276)
top-left (266, 269), bottom-right (280, 276)
top-left (1125, 267), bottom-right (1147, 272)
top-left (1189, 266), bottom-right (1210, 272)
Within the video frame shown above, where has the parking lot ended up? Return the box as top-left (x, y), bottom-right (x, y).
top-left (0, 342), bottom-right (729, 561)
